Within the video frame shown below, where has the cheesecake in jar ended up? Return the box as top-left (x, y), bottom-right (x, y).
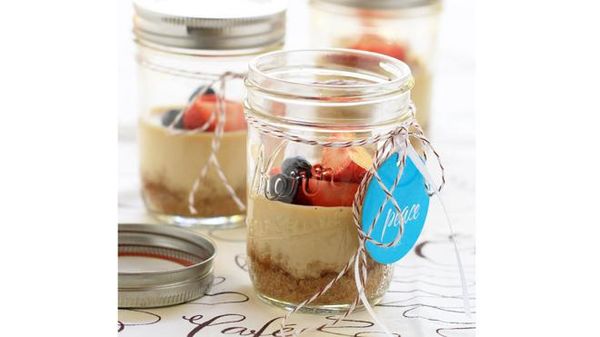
top-left (309, 0), bottom-right (441, 131)
top-left (245, 49), bottom-right (415, 312)
top-left (133, 0), bottom-right (287, 226)
top-left (138, 94), bottom-right (247, 220)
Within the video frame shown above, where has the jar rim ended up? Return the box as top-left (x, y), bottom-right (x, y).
top-left (245, 49), bottom-right (414, 129)
top-left (247, 48), bottom-right (413, 99)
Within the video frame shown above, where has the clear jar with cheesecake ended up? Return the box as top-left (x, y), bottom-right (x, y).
top-left (309, 0), bottom-right (441, 131)
top-left (245, 49), bottom-right (416, 312)
top-left (133, 0), bottom-right (286, 226)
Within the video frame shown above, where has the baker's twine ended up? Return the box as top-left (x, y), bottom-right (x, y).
top-left (161, 71), bottom-right (247, 214)
top-left (245, 104), bottom-right (470, 337)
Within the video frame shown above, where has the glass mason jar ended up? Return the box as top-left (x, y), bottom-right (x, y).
top-left (309, 0), bottom-right (441, 131)
top-left (245, 49), bottom-right (414, 312)
top-left (133, 0), bottom-right (286, 227)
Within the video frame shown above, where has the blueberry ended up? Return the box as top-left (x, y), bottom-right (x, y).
top-left (161, 109), bottom-right (185, 129)
top-left (281, 156), bottom-right (312, 179)
top-left (188, 85), bottom-right (215, 102)
top-left (266, 173), bottom-right (297, 203)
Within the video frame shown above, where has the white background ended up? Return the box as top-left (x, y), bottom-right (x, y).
top-left (1, 0), bottom-right (599, 336)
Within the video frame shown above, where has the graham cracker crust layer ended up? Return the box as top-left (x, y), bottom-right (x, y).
top-left (142, 177), bottom-right (245, 217)
top-left (248, 249), bottom-right (393, 306)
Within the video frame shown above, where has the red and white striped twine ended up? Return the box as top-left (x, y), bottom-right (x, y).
top-left (140, 58), bottom-right (248, 214)
top-left (144, 55), bottom-right (463, 333)
top-left (160, 71), bottom-right (247, 214)
top-left (245, 103), bottom-right (447, 337)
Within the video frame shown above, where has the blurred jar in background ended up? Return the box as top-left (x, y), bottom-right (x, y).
top-left (309, 0), bottom-right (441, 131)
top-left (133, 0), bottom-right (286, 227)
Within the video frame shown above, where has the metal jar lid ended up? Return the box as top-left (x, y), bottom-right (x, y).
top-left (133, 0), bottom-right (287, 52)
top-left (118, 224), bottom-right (216, 308)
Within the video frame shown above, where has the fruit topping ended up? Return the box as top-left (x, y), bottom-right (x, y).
top-left (266, 173), bottom-right (298, 204)
top-left (188, 86), bottom-right (216, 102)
top-left (265, 151), bottom-right (368, 207)
top-left (270, 166), bottom-right (282, 175)
top-left (350, 34), bottom-right (407, 61)
top-left (321, 147), bottom-right (368, 183)
top-left (161, 109), bottom-right (185, 129)
top-left (281, 156), bottom-right (312, 179)
top-left (181, 93), bottom-right (246, 132)
top-left (264, 157), bottom-right (312, 204)
top-left (183, 98), bottom-right (214, 130)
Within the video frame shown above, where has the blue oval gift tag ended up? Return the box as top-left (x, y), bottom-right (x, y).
top-left (361, 153), bottom-right (430, 264)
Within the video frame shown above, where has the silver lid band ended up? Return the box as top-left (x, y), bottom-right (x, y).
top-left (133, 0), bottom-right (287, 51)
top-left (118, 224), bottom-right (216, 308)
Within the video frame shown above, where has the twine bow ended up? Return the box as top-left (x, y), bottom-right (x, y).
top-left (245, 104), bottom-right (470, 337)
top-left (184, 72), bottom-right (246, 214)
top-left (164, 71), bottom-right (247, 214)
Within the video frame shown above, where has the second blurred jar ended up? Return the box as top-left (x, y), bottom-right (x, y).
top-left (134, 0), bottom-right (286, 227)
top-left (309, 0), bottom-right (441, 131)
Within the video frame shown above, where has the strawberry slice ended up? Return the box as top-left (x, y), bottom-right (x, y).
top-left (324, 35), bottom-right (408, 72)
top-left (294, 178), bottom-right (358, 207)
top-left (221, 101), bottom-right (245, 132)
top-left (336, 161), bottom-right (368, 183)
top-left (183, 99), bottom-right (214, 130)
top-left (270, 166), bottom-right (281, 175)
top-left (322, 147), bottom-right (351, 176)
top-left (182, 94), bottom-right (246, 132)
top-left (321, 147), bottom-right (368, 184)
top-left (350, 34), bottom-right (407, 61)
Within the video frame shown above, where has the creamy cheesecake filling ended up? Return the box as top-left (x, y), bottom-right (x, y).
top-left (247, 196), bottom-right (393, 306)
top-left (138, 107), bottom-right (247, 217)
top-left (247, 196), bottom-right (358, 279)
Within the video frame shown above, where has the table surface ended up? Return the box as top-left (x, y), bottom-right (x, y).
top-left (118, 1), bottom-right (475, 336)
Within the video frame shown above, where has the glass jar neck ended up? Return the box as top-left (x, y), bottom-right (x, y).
top-left (135, 42), bottom-right (281, 82)
top-left (245, 49), bottom-right (414, 129)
